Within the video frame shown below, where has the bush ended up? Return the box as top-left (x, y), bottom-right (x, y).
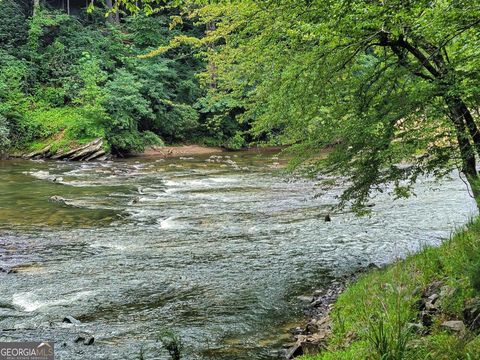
top-left (142, 131), bottom-right (164, 147)
top-left (0, 115), bottom-right (10, 154)
top-left (224, 131), bottom-right (246, 150)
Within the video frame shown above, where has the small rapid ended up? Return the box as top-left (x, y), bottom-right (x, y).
top-left (0, 151), bottom-right (477, 359)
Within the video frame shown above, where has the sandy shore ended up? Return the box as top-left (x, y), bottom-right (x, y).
top-left (141, 145), bottom-right (224, 158)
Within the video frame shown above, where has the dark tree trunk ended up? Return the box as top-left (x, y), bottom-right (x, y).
top-left (114, 0), bottom-right (120, 24)
top-left (383, 34), bottom-right (480, 209)
top-left (105, 0), bottom-right (114, 23)
top-left (446, 97), bottom-right (480, 208)
top-left (206, 21), bottom-right (217, 89)
top-left (452, 97), bottom-right (480, 158)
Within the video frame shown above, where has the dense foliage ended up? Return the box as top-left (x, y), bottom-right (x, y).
top-left (2, 0), bottom-right (480, 209)
top-left (0, 0), bottom-right (247, 156)
top-left (174, 0), bottom-right (480, 210)
top-left (118, 0), bottom-right (480, 209)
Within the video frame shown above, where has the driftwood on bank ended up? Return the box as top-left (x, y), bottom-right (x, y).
top-left (23, 138), bottom-right (108, 161)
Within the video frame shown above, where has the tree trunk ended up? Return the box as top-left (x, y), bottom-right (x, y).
top-left (105, 0), bottom-right (114, 23)
top-left (206, 21), bottom-right (217, 89)
top-left (385, 36), bottom-right (480, 209)
top-left (114, 0), bottom-right (120, 24)
top-left (451, 97), bottom-right (480, 158)
top-left (446, 98), bottom-right (480, 209)
top-left (33, 0), bottom-right (40, 15)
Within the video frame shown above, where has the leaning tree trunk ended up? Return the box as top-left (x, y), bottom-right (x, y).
top-left (383, 34), bottom-right (480, 210)
top-left (447, 97), bottom-right (480, 209)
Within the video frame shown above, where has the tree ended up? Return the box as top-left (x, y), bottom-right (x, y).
top-left (130, 0), bottom-right (480, 210)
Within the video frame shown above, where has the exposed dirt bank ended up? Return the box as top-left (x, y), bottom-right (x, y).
top-left (140, 145), bottom-right (224, 158)
top-left (140, 145), bottom-right (287, 158)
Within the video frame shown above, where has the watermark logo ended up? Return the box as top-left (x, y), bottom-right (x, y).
top-left (0, 342), bottom-right (54, 360)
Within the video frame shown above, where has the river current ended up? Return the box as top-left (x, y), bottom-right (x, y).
top-left (0, 151), bottom-right (477, 359)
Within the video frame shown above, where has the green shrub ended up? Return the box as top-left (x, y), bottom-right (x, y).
top-left (224, 131), bottom-right (246, 150)
top-left (142, 131), bottom-right (164, 147)
top-left (0, 115), bottom-right (10, 153)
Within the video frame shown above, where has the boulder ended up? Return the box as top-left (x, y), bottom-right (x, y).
top-left (83, 336), bottom-right (95, 346)
top-left (441, 320), bottom-right (465, 333)
top-left (62, 316), bottom-right (81, 325)
top-left (74, 334), bottom-right (94, 346)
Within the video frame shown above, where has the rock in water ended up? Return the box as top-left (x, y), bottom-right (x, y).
top-left (63, 316), bottom-right (81, 325)
top-left (324, 214), bottom-right (331, 222)
top-left (49, 195), bottom-right (67, 204)
top-left (74, 334), bottom-right (94, 346)
top-left (83, 336), bottom-right (94, 346)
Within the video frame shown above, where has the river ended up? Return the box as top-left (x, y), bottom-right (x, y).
top-left (0, 151), bottom-right (477, 359)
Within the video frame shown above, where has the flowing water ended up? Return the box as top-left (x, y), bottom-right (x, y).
top-left (0, 151), bottom-right (477, 359)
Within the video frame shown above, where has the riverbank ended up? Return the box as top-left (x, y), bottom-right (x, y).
top-left (292, 218), bottom-right (480, 359)
top-left (140, 144), bottom-right (224, 158)
top-left (9, 142), bottom-right (286, 161)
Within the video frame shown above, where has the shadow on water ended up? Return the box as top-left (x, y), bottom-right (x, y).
top-left (0, 151), bottom-right (477, 359)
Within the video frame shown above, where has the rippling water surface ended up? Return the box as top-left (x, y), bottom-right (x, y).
top-left (0, 151), bottom-right (477, 359)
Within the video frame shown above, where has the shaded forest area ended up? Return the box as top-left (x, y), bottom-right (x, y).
top-left (0, 0), bottom-right (250, 157)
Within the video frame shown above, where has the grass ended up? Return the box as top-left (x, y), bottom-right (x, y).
top-left (19, 105), bottom-right (106, 153)
top-left (301, 218), bottom-right (480, 360)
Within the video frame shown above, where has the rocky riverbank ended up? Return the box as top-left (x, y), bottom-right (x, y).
top-left (18, 138), bottom-right (109, 162)
top-left (282, 265), bottom-right (380, 359)
top-left (292, 219), bottom-right (480, 360)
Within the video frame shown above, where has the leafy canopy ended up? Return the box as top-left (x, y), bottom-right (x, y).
top-left (129, 0), bottom-right (480, 209)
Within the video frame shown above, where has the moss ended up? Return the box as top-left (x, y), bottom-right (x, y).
top-left (301, 218), bottom-right (480, 360)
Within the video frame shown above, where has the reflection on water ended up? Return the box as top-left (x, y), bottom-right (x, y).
top-left (0, 152), bottom-right (477, 359)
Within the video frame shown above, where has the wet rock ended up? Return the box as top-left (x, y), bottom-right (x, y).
top-left (74, 334), bottom-right (94, 345)
top-left (324, 214), bottom-right (331, 222)
top-left (63, 316), bottom-right (81, 325)
top-left (49, 195), bottom-right (67, 204)
top-left (0, 267), bottom-right (17, 274)
top-left (289, 327), bottom-right (304, 336)
top-left (130, 196), bottom-right (140, 204)
top-left (83, 336), bottom-right (95, 346)
top-left (297, 296), bottom-right (313, 303)
top-left (284, 343), bottom-right (303, 359)
top-left (441, 320), bottom-right (465, 333)
top-left (74, 335), bottom-right (84, 343)
top-left (286, 330), bottom-right (329, 358)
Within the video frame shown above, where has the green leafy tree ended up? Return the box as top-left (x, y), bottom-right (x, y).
top-left (103, 69), bottom-right (154, 153)
top-left (134, 0), bottom-right (480, 210)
